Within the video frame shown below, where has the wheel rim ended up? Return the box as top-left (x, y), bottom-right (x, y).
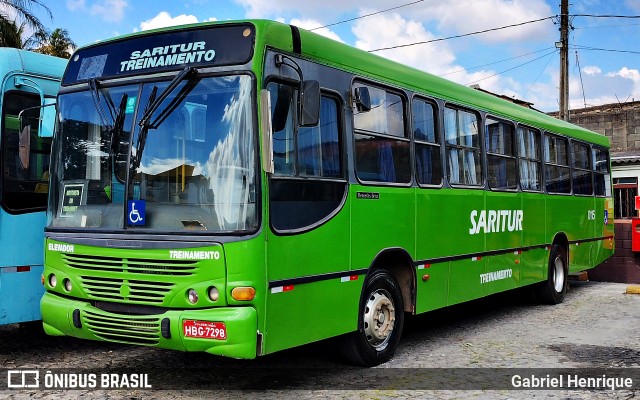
top-left (553, 255), bottom-right (565, 293)
top-left (363, 289), bottom-right (396, 350)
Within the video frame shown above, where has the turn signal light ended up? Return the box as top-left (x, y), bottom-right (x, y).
top-left (231, 287), bottom-right (256, 301)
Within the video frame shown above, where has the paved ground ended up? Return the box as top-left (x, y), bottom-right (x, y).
top-left (0, 280), bottom-right (638, 399)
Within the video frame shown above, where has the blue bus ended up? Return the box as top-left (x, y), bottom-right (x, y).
top-left (0, 48), bottom-right (65, 325)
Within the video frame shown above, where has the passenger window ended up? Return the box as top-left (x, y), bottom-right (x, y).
top-left (517, 126), bottom-right (541, 191)
top-left (593, 147), bottom-right (610, 197)
top-left (413, 99), bottom-right (441, 186)
top-left (1, 91), bottom-right (51, 213)
top-left (444, 107), bottom-right (481, 186)
top-left (353, 83), bottom-right (410, 184)
top-left (572, 142), bottom-right (593, 195)
top-left (485, 118), bottom-right (516, 190)
top-left (544, 134), bottom-right (571, 194)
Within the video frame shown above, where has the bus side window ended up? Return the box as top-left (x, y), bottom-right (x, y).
top-left (593, 147), bottom-right (610, 197)
top-left (412, 98), bottom-right (441, 186)
top-left (485, 117), bottom-right (516, 190)
top-left (544, 133), bottom-right (571, 194)
top-left (353, 82), bottom-right (410, 184)
top-left (517, 126), bottom-right (542, 191)
top-left (572, 141), bottom-right (593, 195)
top-left (444, 106), bottom-right (481, 186)
top-left (269, 83), bottom-right (296, 176)
top-left (1, 90), bottom-right (49, 213)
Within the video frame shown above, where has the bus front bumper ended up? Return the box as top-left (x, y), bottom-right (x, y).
top-left (41, 292), bottom-right (258, 359)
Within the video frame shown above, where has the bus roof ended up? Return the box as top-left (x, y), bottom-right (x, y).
top-left (0, 48), bottom-right (67, 79)
top-left (68, 19), bottom-right (609, 148)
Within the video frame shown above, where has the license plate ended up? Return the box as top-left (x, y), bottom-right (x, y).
top-left (183, 320), bottom-right (227, 340)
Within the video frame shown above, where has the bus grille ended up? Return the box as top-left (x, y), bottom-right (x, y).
top-left (83, 310), bottom-right (161, 345)
top-left (80, 276), bottom-right (174, 305)
top-left (62, 254), bottom-right (197, 275)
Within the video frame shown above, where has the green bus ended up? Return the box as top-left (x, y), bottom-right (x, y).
top-left (41, 20), bottom-right (613, 366)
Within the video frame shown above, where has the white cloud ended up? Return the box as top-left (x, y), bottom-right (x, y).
top-left (583, 66), bottom-right (602, 75)
top-left (237, 0), bottom-right (553, 44)
top-left (136, 12), bottom-right (199, 32)
top-left (418, 0), bottom-right (554, 43)
top-left (290, 18), bottom-right (344, 43)
top-left (606, 67), bottom-right (640, 81)
top-left (626, 0), bottom-right (640, 12)
top-left (90, 0), bottom-right (128, 23)
top-left (235, 0), bottom-right (366, 19)
top-left (66, 0), bottom-right (85, 11)
top-left (352, 13), bottom-right (456, 76)
top-left (65, 0), bottom-right (127, 23)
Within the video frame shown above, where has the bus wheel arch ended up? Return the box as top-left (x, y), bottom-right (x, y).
top-left (537, 234), bottom-right (569, 304)
top-left (341, 268), bottom-right (405, 366)
top-left (340, 248), bottom-right (413, 366)
top-left (366, 248), bottom-right (415, 314)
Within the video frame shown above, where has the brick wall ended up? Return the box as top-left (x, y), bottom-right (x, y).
top-left (549, 101), bottom-right (640, 152)
top-left (589, 221), bottom-right (640, 283)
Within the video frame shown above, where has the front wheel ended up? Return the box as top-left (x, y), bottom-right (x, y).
top-left (341, 269), bottom-right (404, 366)
top-left (536, 244), bottom-right (568, 304)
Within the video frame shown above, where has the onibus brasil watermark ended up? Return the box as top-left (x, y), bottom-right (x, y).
top-left (6, 370), bottom-right (151, 389)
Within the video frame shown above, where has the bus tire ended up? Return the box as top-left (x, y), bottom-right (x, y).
top-left (341, 269), bottom-right (404, 367)
top-left (536, 244), bottom-right (568, 304)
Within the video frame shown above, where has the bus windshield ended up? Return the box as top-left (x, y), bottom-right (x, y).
top-left (48, 74), bottom-right (257, 233)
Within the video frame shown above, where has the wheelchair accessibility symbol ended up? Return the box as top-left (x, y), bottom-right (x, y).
top-left (127, 200), bottom-right (146, 226)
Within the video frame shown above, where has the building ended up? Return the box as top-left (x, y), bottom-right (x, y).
top-left (550, 101), bottom-right (640, 283)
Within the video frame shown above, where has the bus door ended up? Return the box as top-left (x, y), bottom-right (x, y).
top-left (263, 78), bottom-right (353, 354)
top-left (0, 72), bottom-right (58, 324)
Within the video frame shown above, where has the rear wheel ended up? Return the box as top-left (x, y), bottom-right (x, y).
top-left (536, 244), bottom-right (568, 304)
top-left (341, 269), bottom-right (404, 366)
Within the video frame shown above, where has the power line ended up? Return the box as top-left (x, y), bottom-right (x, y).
top-left (572, 44), bottom-right (640, 55)
top-left (309, 0), bottom-right (426, 31)
top-left (572, 14), bottom-right (640, 19)
top-left (574, 50), bottom-right (587, 108)
top-left (575, 22), bottom-right (640, 29)
top-left (367, 16), bottom-right (555, 53)
top-left (439, 47), bottom-right (555, 77)
top-left (465, 49), bottom-right (557, 86)
top-left (523, 51), bottom-right (556, 99)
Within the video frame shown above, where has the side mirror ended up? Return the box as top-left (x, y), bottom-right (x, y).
top-left (299, 80), bottom-right (320, 127)
top-left (354, 86), bottom-right (371, 112)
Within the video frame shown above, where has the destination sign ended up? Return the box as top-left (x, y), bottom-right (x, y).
top-left (63, 23), bottom-right (255, 85)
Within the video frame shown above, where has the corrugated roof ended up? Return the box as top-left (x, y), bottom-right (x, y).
top-left (612, 151), bottom-right (640, 164)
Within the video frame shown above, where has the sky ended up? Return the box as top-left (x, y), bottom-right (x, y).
top-left (14, 0), bottom-right (640, 112)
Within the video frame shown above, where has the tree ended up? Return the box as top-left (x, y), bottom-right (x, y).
top-left (0, 18), bottom-right (25, 47)
top-left (0, 0), bottom-right (51, 35)
top-left (36, 28), bottom-right (76, 58)
top-left (0, 18), bottom-right (38, 49)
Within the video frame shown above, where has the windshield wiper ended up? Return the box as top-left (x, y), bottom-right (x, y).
top-left (88, 78), bottom-right (116, 130)
top-left (132, 67), bottom-right (199, 170)
top-left (110, 93), bottom-right (129, 157)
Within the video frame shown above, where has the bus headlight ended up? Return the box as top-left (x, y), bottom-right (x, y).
top-left (63, 278), bottom-right (72, 292)
top-left (208, 286), bottom-right (219, 302)
top-left (48, 274), bottom-right (57, 288)
top-left (187, 289), bottom-right (199, 304)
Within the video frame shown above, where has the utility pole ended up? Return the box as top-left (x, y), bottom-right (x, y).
top-left (558, 0), bottom-right (569, 121)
